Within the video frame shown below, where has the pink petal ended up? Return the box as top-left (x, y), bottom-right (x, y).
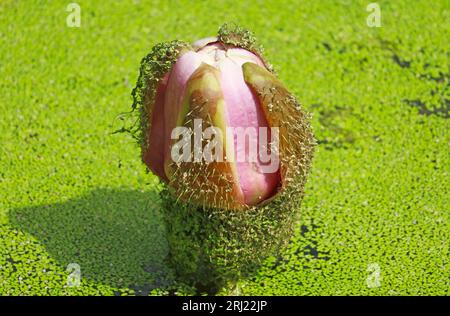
top-left (162, 51), bottom-right (204, 178)
top-left (217, 55), bottom-right (280, 205)
top-left (143, 74), bottom-right (169, 181)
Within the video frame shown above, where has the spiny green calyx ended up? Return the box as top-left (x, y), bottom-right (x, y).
top-left (131, 40), bottom-right (191, 153)
top-left (218, 23), bottom-right (274, 73)
top-left (218, 23), bottom-right (262, 55)
top-left (242, 62), bottom-right (315, 186)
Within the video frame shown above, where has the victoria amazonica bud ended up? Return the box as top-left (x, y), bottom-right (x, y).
top-left (131, 24), bottom-right (315, 291)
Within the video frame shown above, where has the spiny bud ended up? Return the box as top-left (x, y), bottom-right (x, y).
top-left (135, 24), bottom-right (315, 211)
top-left (130, 24), bottom-right (315, 290)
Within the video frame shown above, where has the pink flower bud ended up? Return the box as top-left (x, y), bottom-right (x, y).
top-left (133, 24), bottom-right (314, 211)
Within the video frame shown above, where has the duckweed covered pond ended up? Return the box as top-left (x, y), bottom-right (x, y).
top-left (0, 0), bottom-right (448, 295)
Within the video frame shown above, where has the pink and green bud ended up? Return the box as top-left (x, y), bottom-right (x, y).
top-left (133, 24), bottom-right (315, 211)
top-left (129, 24), bottom-right (315, 289)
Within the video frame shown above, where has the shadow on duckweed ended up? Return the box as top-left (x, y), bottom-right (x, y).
top-left (8, 188), bottom-right (174, 295)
